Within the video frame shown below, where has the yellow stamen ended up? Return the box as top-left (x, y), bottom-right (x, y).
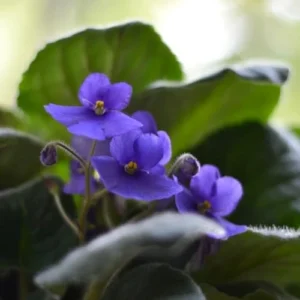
top-left (197, 200), bottom-right (211, 214)
top-left (124, 161), bottom-right (138, 175)
top-left (94, 100), bottom-right (105, 115)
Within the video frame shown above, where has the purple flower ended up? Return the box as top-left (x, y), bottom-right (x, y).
top-left (132, 111), bottom-right (171, 166)
top-left (91, 131), bottom-right (183, 201)
top-left (40, 144), bottom-right (57, 166)
top-left (64, 135), bottom-right (110, 195)
top-left (171, 153), bottom-right (200, 187)
top-left (175, 165), bottom-right (247, 238)
top-left (44, 73), bottom-right (142, 140)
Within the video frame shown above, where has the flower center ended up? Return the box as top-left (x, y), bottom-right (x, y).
top-left (197, 200), bottom-right (211, 214)
top-left (124, 161), bottom-right (138, 175)
top-left (94, 100), bottom-right (105, 115)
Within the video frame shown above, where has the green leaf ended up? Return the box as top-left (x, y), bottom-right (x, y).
top-left (190, 122), bottom-right (300, 227)
top-left (34, 212), bottom-right (225, 289)
top-left (243, 290), bottom-right (276, 300)
top-left (201, 284), bottom-right (276, 300)
top-left (130, 65), bottom-right (289, 154)
top-left (102, 263), bottom-right (206, 300)
top-left (196, 227), bottom-right (300, 289)
top-left (0, 128), bottom-right (44, 190)
top-left (212, 281), bottom-right (296, 299)
top-left (200, 281), bottom-right (292, 300)
top-left (28, 289), bottom-right (57, 300)
top-left (0, 108), bottom-right (24, 128)
top-left (285, 283), bottom-right (300, 298)
top-left (17, 21), bottom-right (183, 141)
top-left (201, 284), bottom-right (240, 300)
top-left (0, 176), bottom-right (77, 273)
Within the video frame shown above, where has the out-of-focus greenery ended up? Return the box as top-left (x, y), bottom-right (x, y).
top-left (2, 0), bottom-right (300, 127)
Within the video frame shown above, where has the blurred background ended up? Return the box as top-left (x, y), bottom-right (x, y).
top-left (1, 0), bottom-right (300, 126)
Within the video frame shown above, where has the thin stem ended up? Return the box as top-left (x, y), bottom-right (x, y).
top-left (46, 140), bottom-right (87, 169)
top-left (50, 189), bottom-right (83, 241)
top-left (19, 269), bottom-right (27, 300)
top-left (79, 140), bottom-right (97, 243)
top-left (102, 195), bottom-right (115, 229)
top-left (91, 188), bottom-right (108, 203)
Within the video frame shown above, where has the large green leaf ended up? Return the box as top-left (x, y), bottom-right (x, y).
top-left (28, 289), bottom-right (57, 300)
top-left (34, 212), bottom-right (224, 289)
top-left (202, 285), bottom-right (276, 300)
top-left (0, 108), bottom-right (23, 128)
top-left (17, 21), bottom-right (183, 141)
top-left (0, 176), bottom-right (77, 273)
top-left (0, 128), bottom-right (44, 190)
top-left (190, 122), bottom-right (300, 227)
top-left (207, 281), bottom-right (296, 300)
top-left (102, 263), bottom-right (206, 300)
top-left (201, 284), bottom-right (240, 300)
top-left (196, 227), bottom-right (300, 289)
top-left (130, 65), bottom-right (289, 154)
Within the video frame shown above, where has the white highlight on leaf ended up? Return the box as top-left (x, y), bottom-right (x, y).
top-left (35, 212), bottom-right (225, 288)
top-left (249, 225), bottom-right (300, 239)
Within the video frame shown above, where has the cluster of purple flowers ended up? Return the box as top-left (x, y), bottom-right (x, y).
top-left (42, 72), bottom-right (246, 239)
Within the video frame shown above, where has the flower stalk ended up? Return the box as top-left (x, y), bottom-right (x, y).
top-left (49, 185), bottom-right (83, 241)
top-left (42, 140), bottom-right (87, 170)
top-left (79, 140), bottom-right (98, 242)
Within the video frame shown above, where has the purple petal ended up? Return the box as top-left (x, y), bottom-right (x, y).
top-left (157, 131), bottom-right (172, 165)
top-left (150, 164), bottom-right (165, 175)
top-left (44, 104), bottom-right (92, 126)
top-left (70, 160), bottom-right (83, 175)
top-left (110, 130), bottom-right (140, 165)
top-left (131, 111), bottom-right (157, 133)
top-left (64, 175), bottom-right (98, 195)
top-left (92, 156), bottom-right (183, 201)
top-left (104, 83), bottom-right (132, 110)
top-left (68, 119), bottom-right (106, 140)
top-left (71, 135), bottom-right (111, 158)
top-left (213, 216), bottom-right (247, 239)
top-left (175, 189), bottom-right (198, 213)
top-left (78, 73), bottom-right (110, 108)
top-left (190, 165), bottom-right (220, 200)
top-left (101, 111), bottom-right (142, 138)
top-left (134, 133), bottom-right (163, 170)
top-left (210, 176), bottom-right (243, 217)
top-left (94, 139), bottom-right (111, 156)
top-left (91, 156), bottom-right (121, 191)
top-left (71, 136), bottom-right (92, 158)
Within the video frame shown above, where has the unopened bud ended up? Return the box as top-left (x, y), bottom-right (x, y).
top-left (40, 144), bottom-right (57, 166)
top-left (171, 153), bottom-right (200, 187)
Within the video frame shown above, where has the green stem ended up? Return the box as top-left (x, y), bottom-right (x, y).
top-left (46, 140), bottom-right (87, 169)
top-left (79, 140), bottom-right (97, 243)
top-left (19, 269), bottom-right (27, 300)
top-left (91, 188), bottom-right (108, 204)
top-left (51, 188), bottom-right (82, 241)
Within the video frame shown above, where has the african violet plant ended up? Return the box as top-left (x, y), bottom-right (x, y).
top-left (1, 21), bottom-right (300, 300)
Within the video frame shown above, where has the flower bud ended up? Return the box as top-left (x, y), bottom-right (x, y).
top-left (171, 153), bottom-right (200, 187)
top-left (40, 144), bottom-right (57, 166)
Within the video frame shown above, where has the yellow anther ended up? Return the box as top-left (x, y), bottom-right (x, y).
top-left (124, 161), bottom-right (138, 175)
top-left (197, 200), bottom-right (211, 214)
top-left (94, 100), bottom-right (105, 115)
